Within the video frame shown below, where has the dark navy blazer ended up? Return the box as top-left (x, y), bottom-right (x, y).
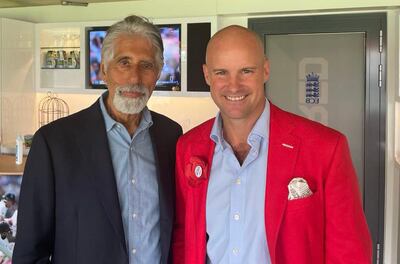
top-left (13, 100), bottom-right (182, 264)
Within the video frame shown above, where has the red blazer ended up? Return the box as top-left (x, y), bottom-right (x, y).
top-left (173, 104), bottom-right (372, 264)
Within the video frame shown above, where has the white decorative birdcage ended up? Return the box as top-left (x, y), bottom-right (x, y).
top-left (38, 92), bottom-right (69, 127)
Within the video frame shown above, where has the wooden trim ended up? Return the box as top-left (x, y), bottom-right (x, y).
top-left (0, 155), bottom-right (26, 175)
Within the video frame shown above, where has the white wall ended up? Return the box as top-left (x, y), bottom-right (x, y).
top-left (36, 92), bottom-right (218, 133)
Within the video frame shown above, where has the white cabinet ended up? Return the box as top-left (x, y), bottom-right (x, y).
top-left (0, 18), bottom-right (35, 148)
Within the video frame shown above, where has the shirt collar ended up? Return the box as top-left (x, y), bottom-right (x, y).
top-left (210, 98), bottom-right (270, 148)
top-left (210, 112), bottom-right (225, 147)
top-left (250, 99), bottom-right (270, 140)
top-left (99, 91), bottom-right (153, 133)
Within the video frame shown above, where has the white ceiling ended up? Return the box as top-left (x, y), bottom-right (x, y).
top-left (0, 0), bottom-right (134, 8)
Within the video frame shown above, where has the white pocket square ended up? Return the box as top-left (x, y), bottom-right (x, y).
top-left (288, 177), bottom-right (313, 200)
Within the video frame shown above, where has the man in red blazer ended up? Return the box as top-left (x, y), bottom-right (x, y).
top-left (173, 25), bottom-right (372, 263)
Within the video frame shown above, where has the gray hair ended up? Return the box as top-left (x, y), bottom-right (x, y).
top-left (101, 15), bottom-right (164, 72)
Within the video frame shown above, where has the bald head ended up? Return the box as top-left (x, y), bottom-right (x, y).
top-left (205, 25), bottom-right (265, 64)
top-left (202, 25), bottom-right (270, 127)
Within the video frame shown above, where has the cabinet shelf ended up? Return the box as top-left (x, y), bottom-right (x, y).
top-left (40, 48), bottom-right (80, 70)
top-left (41, 46), bottom-right (80, 49)
top-left (41, 67), bottom-right (80, 70)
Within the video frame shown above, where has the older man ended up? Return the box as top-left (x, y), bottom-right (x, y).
top-left (173, 25), bottom-right (371, 263)
top-left (14, 15), bottom-right (182, 264)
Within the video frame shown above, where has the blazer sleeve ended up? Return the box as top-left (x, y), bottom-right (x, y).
top-left (324, 135), bottom-right (372, 263)
top-left (13, 130), bottom-right (54, 264)
top-left (172, 138), bottom-right (186, 264)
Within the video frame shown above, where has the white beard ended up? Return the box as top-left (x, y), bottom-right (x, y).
top-left (112, 84), bottom-right (150, 114)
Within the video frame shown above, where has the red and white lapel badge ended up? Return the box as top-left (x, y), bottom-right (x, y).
top-left (185, 156), bottom-right (208, 187)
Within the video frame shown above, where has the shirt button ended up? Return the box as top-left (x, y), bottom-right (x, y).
top-left (235, 178), bottom-right (241, 185)
top-left (131, 179), bottom-right (136, 184)
top-left (132, 213), bottom-right (137, 219)
top-left (233, 213), bottom-right (240, 221)
top-left (132, 248), bottom-right (137, 254)
top-left (232, 248), bottom-right (239, 255)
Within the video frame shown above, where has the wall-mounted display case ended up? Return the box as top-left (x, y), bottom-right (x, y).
top-left (35, 24), bottom-right (86, 92)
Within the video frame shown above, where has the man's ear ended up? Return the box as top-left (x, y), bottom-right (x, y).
top-left (203, 64), bottom-right (211, 85)
top-left (100, 63), bottom-right (107, 83)
top-left (263, 58), bottom-right (270, 82)
top-left (157, 70), bottom-right (161, 80)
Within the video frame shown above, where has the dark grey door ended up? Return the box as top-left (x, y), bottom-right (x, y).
top-left (249, 13), bottom-right (385, 263)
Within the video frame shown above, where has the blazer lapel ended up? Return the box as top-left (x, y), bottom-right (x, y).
top-left (149, 113), bottom-right (174, 263)
top-left (179, 118), bottom-right (215, 262)
top-left (265, 104), bottom-right (300, 263)
top-left (190, 122), bottom-right (216, 262)
top-left (76, 101), bottom-right (127, 255)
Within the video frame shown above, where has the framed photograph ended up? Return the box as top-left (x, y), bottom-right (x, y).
top-left (0, 175), bottom-right (22, 263)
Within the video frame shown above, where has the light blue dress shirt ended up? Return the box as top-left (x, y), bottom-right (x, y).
top-left (206, 99), bottom-right (271, 264)
top-left (100, 93), bottom-right (161, 264)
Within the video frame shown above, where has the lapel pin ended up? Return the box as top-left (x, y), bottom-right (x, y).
top-left (194, 165), bottom-right (203, 178)
top-left (282, 143), bottom-right (294, 149)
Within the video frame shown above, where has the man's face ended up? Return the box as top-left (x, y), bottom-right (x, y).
top-left (101, 34), bottom-right (159, 115)
top-left (5, 200), bottom-right (13, 208)
top-left (203, 31), bottom-right (269, 123)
